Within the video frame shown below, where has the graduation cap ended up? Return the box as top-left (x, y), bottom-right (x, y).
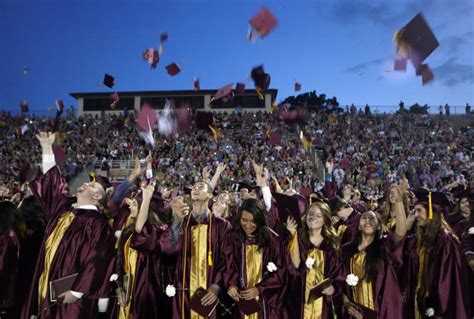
top-left (193, 78), bottom-right (200, 91)
top-left (268, 131), bottom-right (282, 145)
top-left (165, 63), bottom-right (181, 76)
top-left (292, 193), bottom-right (309, 217)
top-left (195, 111), bottom-right (214, 130)
top-left (272, 192), bottom-right (302, 225)
top-left (137, 103), bottom-right (158, 132)
top-left (160, 32), bottom-right (168, 42)
top-left (395, 13), bottom-right (439, 69)
top-left (210, 84), bottom-right (234, 105)
top-left (89, 172), bottom-right (112, 189)
top-left (235, 83), bottom-right (245, 94)
top-left (248, 7), bottom-right (278, 38)
top-left (20, 100), bottom-right (29, 113)
top-left (454, 190), bottom-right (474, 202)
top-left (103, 74), bottom-right (115, 88)
top-left (295, 82), bottom-right (302, 92)
top-left (413, 189), bottom-right (452, 219)
top-left (418, 64), bottom-right (434, 85)
top-left (251, 65), bottom-right (271, 100)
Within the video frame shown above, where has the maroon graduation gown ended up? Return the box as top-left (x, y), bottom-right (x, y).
top-left (109, 222), bottom-right (169, 319)
top-left (21, 166), bottom-right (116, 319)
top-left (160, 213), bottom-right (232, 319)
top-left (289, 238), bottom-right (345, 319)
top-left (405, 229), bottom-right (472, 319)
top-left (341, 234), bottom-right (405, 319)
top-left (334, 211), bottom-right (361, 246)
top-left (226, 230), bottom-right (289, 319)
top-left (0, 229), bottom-right (20, 318)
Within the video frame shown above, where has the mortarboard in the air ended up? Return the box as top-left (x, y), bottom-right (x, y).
top-left (271, 192), bottom-right (302, 225)
top-left (413, 189), bottom-right (453, 218)
top-left (160, 32), bottom-right (168, 42)
top-left (20, 100), bottom-right (29, 113)
top-left (165, 63), bottom-right (181, 76)
top-left (52, 145), bottom-right (67, 165)
top-left (136, 103), bottom-right (158, 132)
top-left (103, 74), bottom-right (115, 88)
top-left (196, 111), bottom-right (214, 130)
top-left (235, 83), bottom-right (245, 94)
top-left (110, 92), bottom-right (120, 108)
top-left (394, 13), bottom-right (439, 71)
top-left (193, 78), bottom-right (200, 91)
top-left (210, 84), bottom-right (234, 105)
top-left (249, 7), bottom-right (278, 38)
top-left (295, 82), bottom-right (302, 92)
top-left (251, 65), bottom-right (271, 99)
top-left (418, 64), bottom-right (434, 85)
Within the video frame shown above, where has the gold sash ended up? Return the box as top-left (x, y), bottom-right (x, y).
top-left (336, 224), bottom-right (347, 241)
top-left (119, 235), bottom-right (138, 319)
top-left (415, 246), bottom-right (427, 319)
top-left (38, 211), bottom-right (75, 311)
top-left (245, 244), bottom-right (263, 319)
top-left (303, 248), bottom-right (325, 319)
top-left (190, 224), bottom-right (208, 319)
top-left (350, 251), bottom-right (375, 311)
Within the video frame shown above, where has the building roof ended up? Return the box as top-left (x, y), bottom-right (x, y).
top-left (70, 89), bottom-right (278, 99)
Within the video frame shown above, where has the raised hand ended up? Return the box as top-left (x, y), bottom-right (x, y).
top-left (202, 166), bottom-right (211, 181)
top-left (35, 131), bottom-right (56, 151)
top-left (286, 216), bottom-right (298, 236)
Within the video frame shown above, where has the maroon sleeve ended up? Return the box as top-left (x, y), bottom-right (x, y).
top-left (130, 222), bottom-right (166, 254)
top-left (30, 166), bottom-right (70, 222)
top-left (0, 231), bottom-right (20, 307)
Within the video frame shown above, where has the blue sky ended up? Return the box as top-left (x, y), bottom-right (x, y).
top-left (0, 0), bottom-right (473, 114)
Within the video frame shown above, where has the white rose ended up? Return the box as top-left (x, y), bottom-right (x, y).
top-left (165, 284), bottom-right (176, 297)
top-left (305, 257), bottom-right (315, 269)
top-left (346, 273), bottom-right (359, 286)
top-left (425, 307), bottom-right (435, 317)
top-left (109, 274), bottom-right (118, 282)
top-left (468, 227), bottom-right (474, 235)
top-left (114, 230), bottom-right (122, 239)
top-left (266, 262), bottom-right (277, 273)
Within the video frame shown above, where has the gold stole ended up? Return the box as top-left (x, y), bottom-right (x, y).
top-left (38, 211), bottom-right (75, 311)
top-left (303, 248), bottom-right (325, 319)
top-left (115, 215), bottom-right (134, 249)
top-left (336, 224), bottom-right (347, 241)
top-left (350, 251), bottom-right (375, 311)
top-left (245, 244), bottom-right (263, 319)
top-left (414, 246), bottom-right (427, 319)
top-left (190, 224), bottom-right (209, 319)
top-left (119, 235), bottom-right (138, 319)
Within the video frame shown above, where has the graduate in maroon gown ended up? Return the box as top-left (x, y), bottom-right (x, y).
top-left (160, 180), bottom-right (231, 319)
top-left (0, 201), bottom-right (20, 319)
top-left (226, 198), bottom-right (289, 319)
top-left (328, 197), bottom-right (361, 245)
top-left (110, 183), bottom-right (170, 319)
top-left (446, 190), bottom-right (472, 238)
top-left (404, 191), bottom-right (471, 319)
top-left (286, 201), bottom-right (345, 319)
top-left (341, 185), bottom-right (407, 319)
top-left (21, 132), bottom-right (116, 319)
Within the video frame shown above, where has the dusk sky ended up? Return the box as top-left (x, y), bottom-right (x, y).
top-left (1, 0), bottom-right (473, 114)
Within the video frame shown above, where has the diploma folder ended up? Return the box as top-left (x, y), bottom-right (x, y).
top-left (190, 287), bottom-right (218, 317)
top-left (306, 278), bottom-right (333, 304)
top-left (49, 273), bottom-right (79, 303)
top-left (354, 303), bottom-right (377, 319)
top-left (237, 297), bottom-right (262, 315)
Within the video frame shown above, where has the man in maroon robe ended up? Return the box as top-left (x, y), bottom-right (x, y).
top-left (160, 180), bottom-right (232, 319)
top-left (21, 132), bottom-right (115, 319)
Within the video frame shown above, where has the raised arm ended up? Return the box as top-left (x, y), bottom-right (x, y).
top-left (252, 161), bottom-right (272, 212)
top-left (390, 185), bottom-right (407, 245)
top-left (209, 162), bottom-right (227, 190)
top-left (135, 183), bottom-right (154, 233)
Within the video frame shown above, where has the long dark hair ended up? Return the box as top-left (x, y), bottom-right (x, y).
top-left (233, 198), bottom-right (269, 249)
top-left (355, 210), bottom-right (383, 283)
top-left (0, 201), bottom-right (17, 235)
top-left (301, 202), bottom-right (339, 251)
